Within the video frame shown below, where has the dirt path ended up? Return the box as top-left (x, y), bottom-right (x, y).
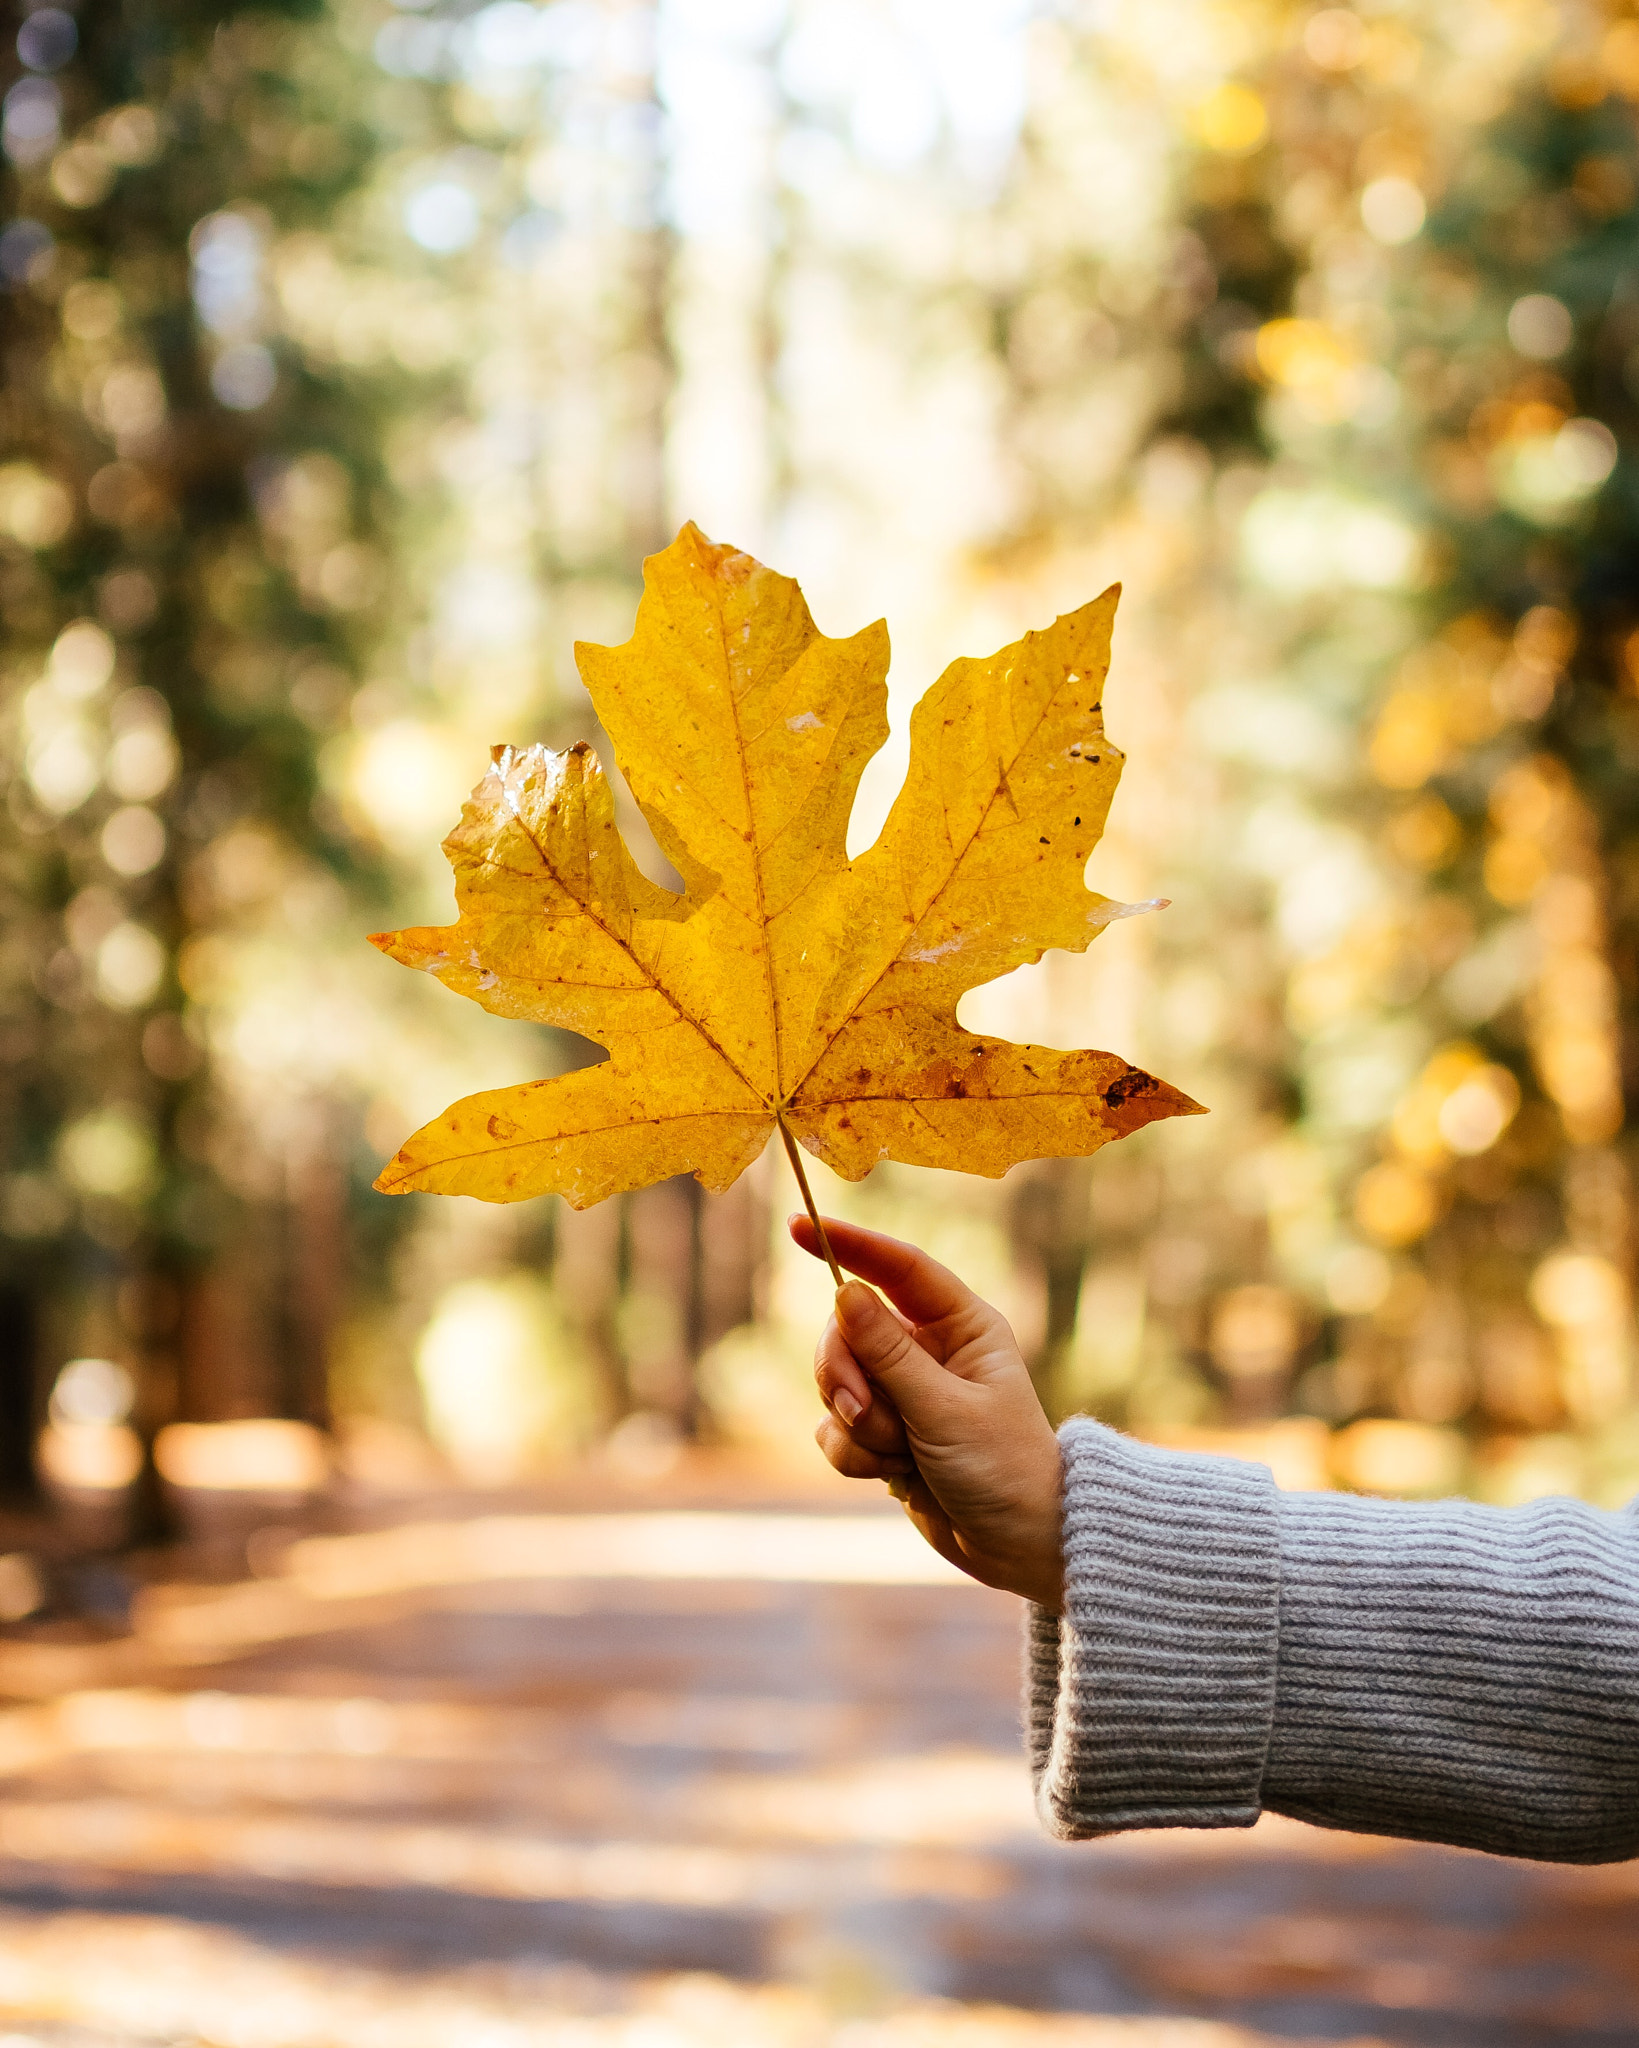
top-left (0, 1497), bottom-right (1633, 2046)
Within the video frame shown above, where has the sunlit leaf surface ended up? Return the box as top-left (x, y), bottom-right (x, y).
top-left (371, 525), bottom-right (1200, 1207)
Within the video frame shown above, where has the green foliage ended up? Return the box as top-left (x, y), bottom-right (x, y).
top-left (0, 0), bottom-right (443, 1459)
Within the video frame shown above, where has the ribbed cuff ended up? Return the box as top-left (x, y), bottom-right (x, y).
top-left (1027, 1418), bottom-right (1281, 1840)
top-left (1262, 1488), bottom-right (1639, 1863)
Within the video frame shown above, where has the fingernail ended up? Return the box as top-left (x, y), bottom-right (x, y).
top-left (834, 1389), bottom-right (863, 1425)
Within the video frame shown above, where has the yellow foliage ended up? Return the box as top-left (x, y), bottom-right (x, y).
top-left (1489, 752), bottom-right (1573, 838)
top-left (1368, 687), bottom-right (1449, 789)
top-left (1385, 792), bottom-right (1461, 871)
top-left (1255, 317), bottom-right (1356, 399)
top-left (370, 526), bottom-right (1200, 1207)
top-left (1366, 618), bottom-right (1544, 791)
top-left (1189, 82), bottom-right (1268, 154)
top-left (1390, 1042), bottom-right (1519, 1165)
top-left (1355, 1158), bottom-right (1441, 1247)
top-left (1332, 1418), bottom-right (1466, 1498)
top-left (1604, 18), bottom-right (1639, 99)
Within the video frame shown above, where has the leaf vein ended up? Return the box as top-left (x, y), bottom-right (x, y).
top-left (388, 1106), bottom-right (773, 1176)
top-left (792, 660), bottom-right (1101, 1091)
top-left (501, 783), bottom-right (771, 1109)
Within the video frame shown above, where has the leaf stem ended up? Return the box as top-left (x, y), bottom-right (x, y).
top-left (777, 1115), bottom-right (844, 1290)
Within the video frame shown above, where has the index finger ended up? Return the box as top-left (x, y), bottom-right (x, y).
top-left (786, 1214), bottom-right (980, 1328)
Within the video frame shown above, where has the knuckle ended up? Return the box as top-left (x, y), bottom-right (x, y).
top-left (870, 1322), bottom-right (917, 1373)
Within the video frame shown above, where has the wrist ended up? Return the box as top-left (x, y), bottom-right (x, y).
top-left (1017, 1513), bottom-right (1065, 1609)
top-left (1009, 1430), bottom-right (1065, 1608)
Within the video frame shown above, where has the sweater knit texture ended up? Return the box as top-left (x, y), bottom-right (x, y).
top-left (1028, 1417), bottom-right (1639, 1864)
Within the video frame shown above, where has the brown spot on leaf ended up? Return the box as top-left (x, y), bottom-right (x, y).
top-left (1105, 1068), bottom-right (1158, 1109)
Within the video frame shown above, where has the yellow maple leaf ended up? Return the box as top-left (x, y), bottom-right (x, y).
top-left (370, 525), bottom-right (1202, 1214)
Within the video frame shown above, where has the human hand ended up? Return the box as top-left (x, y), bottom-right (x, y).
top-left (790, 1214), bottom-right (1064, 1611)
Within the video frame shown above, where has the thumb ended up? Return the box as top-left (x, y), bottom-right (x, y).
top-left (835, 1281), bottom-right (958, 1427)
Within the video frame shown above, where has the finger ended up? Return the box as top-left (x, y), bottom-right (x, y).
top-left (787, 1214), bottom-right (986, 1331)
top-left (888, 1476), bottom-right (980, 1583)
top-left (813, 1314), bottom-right (873, 1423)
top-left (814, 1414), bottom-right (915, 1481)
top-left (831, 1278), bottom-right (966, 1427)
top-left (816, 1322), bottom-right (908, 1454)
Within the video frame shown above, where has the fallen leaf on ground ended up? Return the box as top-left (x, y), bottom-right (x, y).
top-left (371, 524), bottom-right (1202, 1207)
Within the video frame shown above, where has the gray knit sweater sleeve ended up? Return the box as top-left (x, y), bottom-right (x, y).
top-left (1028, 1417), bottom-right (1639, 1863)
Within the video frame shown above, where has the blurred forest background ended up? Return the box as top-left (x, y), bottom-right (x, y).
top-left (7, 0), bottom-right (1639, 1533)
